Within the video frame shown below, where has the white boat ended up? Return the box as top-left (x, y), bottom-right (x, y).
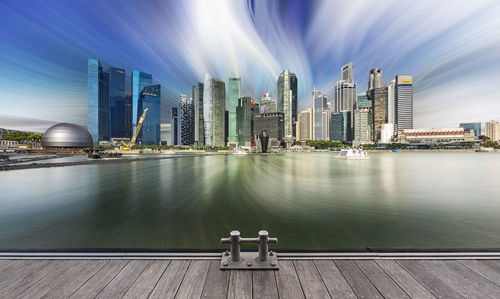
top-left (163, 149), bottom-right (176, 154)
top-left (233, 147), bottom-right (248, 156)
top-left (336, 148), bottom-right (369, 160)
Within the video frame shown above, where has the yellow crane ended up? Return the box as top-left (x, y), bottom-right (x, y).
top-left (121, 108), bottom-right (148, 150)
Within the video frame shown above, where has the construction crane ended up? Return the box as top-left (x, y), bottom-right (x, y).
top-left (121, 108), bottom-right (148, 150)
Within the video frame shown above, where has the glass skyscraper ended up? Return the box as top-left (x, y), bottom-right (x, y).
top-left (459, 122), bottom-right (481, 136)
top-left (108, 67), bottom-right (126, 138)
top-left (277, 69), bottom-right (294, 137)
top-left (236, 97), bottom-right (252, 145)
top-left (132, 71), bottom-right (153, 134)
top-left (88, 58), bottom-right (109, 144)
top-left (192, 83), bottom-right (204, 146)
top-left (228, 78), bottom-right (241, 144)
top-left (203, 74), bottom-right (226, 147)
top-left (313, 88), bottom-right (328, 140)
top-left (395, 75), bottom-right (413, 132)
top-left (138, 84), bottom-right (161, 145)
top-left (290, 73), bottom-right (298, 135)
top-left (171, 107), bottom-right (178, 145)
top-left (179, 94), bottom-right (195, 145)
top-left (356, 92), bottom-right (372, 109)
top-left (331, 111), bottom-right (351, 142)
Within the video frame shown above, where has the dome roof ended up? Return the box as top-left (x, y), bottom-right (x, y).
top-left (42, 123), bottom-right (93, 148)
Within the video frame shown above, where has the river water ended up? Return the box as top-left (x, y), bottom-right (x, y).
top-left (1, 152), bottom-right (500, 249)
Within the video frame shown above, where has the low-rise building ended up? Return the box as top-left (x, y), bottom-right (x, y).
top-left (253, 112), bottom-right (284, 143)
top-left (398, 128), bottom-right (475, 144)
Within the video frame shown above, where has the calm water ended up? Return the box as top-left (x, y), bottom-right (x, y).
top-left (1, 152), bottom-right (500, 249)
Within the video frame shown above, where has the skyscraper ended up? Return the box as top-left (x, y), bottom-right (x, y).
top-left (253, 113), bottom-right (284, 142)
top-left (132, 71), bottom-right (153, 134)
top-left (387, 79), bottom-right (396, 125)
top-left (179, 94), bottom-right (195, 145)
top-left (125, 94), bottom-right (132, 138)
top-left (298, 109), bottom-right (312, 141)
top-left (203, 74), bottom-right (226, 147)
top-left (260, 93), bottom-right (277, 113)
top-left (171, 107), bottom-right (178, 145)
top-left (88, 58), bottom-right (109, 144)
top-left (485, 121), bottom-right (500, 142)
top-left (395, 75), bottom-right (413, 132)
top-left (108, 67), bottom-right (126, 138)
top-left (228, 78), bottom-right (241, 144)
top-left (290, 73), bottom-right (298, 135)
top-left (372, 87), bottom-right (388, 142)
top-left (459, 122), bottom-right (481, 136)
top-left (312, 88), bottom-right (329, 140)
top-left (138, 84), bottom-right (161, 145)
top-left (236, 97), bottom-right (252, 146)
top-left (341, 62), bottom-right (354, 83)
top-left (335, 62), bottom-right (356, 113)
top-left (277, 69), bottom-right (295, 137)
top-left (192, 83), bottom-right (204, 146)
top-left (353, 108), bottom-right (373, 146)
top-left (368, 68), bottom-right (383, 90)
top-left (356, 92), bottom-right (371, 109)
top-left (330, 111), bottom-right (351, 142)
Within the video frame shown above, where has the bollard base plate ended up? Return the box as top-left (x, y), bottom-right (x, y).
top-left (220, 252), bottom-right (279, 270)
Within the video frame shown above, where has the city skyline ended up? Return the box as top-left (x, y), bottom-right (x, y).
top-left (1, 0), bottom-right (500, 131)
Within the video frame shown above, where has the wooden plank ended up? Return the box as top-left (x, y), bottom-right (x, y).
top-left (96, 259), bottom-right (150, 298)
top-left (397, 260), bottom-right (462, 299)
top-left (149, 260), bottom-right (190, 298)
top-left (123, 260), bottom-right (171, 299)
top-left (201, 260), bottom-right (230, 299)
top-left (0, 260), bottom-right (25, 275)
top-left (314, 260), bottom-right (356, 299)
top-left (252, 270), bottom-right (279, 299)
top-left (0, 260), bottom-right (65, 298)
top-left (275, 260), bottom-right (305, 299)
top-left (375, 260), bottom-right (435, 299)
top-left (293, 260), bottom-right (330, 299)
top-left (227, 270), bottom-right (252, 299)
top-left (419, 260), bottom-right (500, 298)
top-left (0, 260), bottom-right (44, 288)
top-left (42, 260), bottom-right (109, 298)
top-left (69, 260), bottom-right (129, 298)
top-left (175, 260), bottom-right (211, 299)
top-left (356, 260), bottom-right (409, 298)
top-left (458, 260), bottom-right (500, 286)
top-left (335, 260), bottom-right (383, 299)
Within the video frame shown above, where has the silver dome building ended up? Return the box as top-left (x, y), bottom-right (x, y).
top-left (42, 123), bottom-right (93, 148)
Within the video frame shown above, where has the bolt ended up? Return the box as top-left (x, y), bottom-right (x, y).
top-left (223, 262), bottom-right (228, 266)
top-left (247, 262), bottom-right (252, 266)
top-left (271, 262), bottom-right (276, 266)
top-left (269, 251), bottom-right (274, 256)
top-left (224, 251), bottom-right (229, 256)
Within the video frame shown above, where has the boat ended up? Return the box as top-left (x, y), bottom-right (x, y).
top-left (391, 149), bottom-right (400, 152)
top-left (336, 147), bottom-right (369, 160)
top-left (163, 149), bottom-right (176, 154)
top-left (233, 147), bottom-right (248, 156)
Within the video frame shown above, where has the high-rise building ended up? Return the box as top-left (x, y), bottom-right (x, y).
top-left (459, 122), bottom-right (481, 136)
top-left (368, 68), bottom-right (383, 90)
top-left (387, 79), bottom-right (396, 125)
top-left (290, 73), bottom-right (298, 135)
top-left (356, 92), bottom-right (371, 109)
top-left (178, 95), bottom-right (195, 145)
top-left (395, 75), bottom-right (413, 132)
top-left (125, 94), bottom-right (132, 138)
top-left (132, 71), bottom-right (153, 134)
top-left (88, 58), bottom-right (109, 144)
top-left (192, 83), bottom-right (204, 146)
top-left (228, 78), bottom-right (241, 144)
top-left (380, 123), bottom-right (395, 144)
top-left (330, 111), bottom-right (351, 142)
top-left (160, 123), bottom-right (171, 145)
top-left (297, 109), bottom-right (312, 141)
top-left (353, 108), bottom-right (373, 146)
top-left (277, 69), bottom-right (295, 137)
top-left (203, 74), bottom-right (226, 147)
top-left (485, 121), bottom-right (500, 142)
top-left (334, 81), bottom-right (357, 113)
top-left (371, 87), bottom-right (388, 142)
top-left (170, 107), bottom-right (178, 145)
top-left (341, 62), bottom-right (354, 83)
top-left (138, 84), bottom-right (161, 145)
top-left (107, 67), bottom-right (126, 138)
top-left (260, 93), bottom-right (277, 113)
top-left (236, 97), bottom-right (252, 146)
top-left (253, 112), bottom-right (284, 142)
top-left (312, 88), bottom-right (329, 140)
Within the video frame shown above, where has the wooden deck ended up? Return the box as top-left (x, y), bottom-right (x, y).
top-left (1, 258), bottom-right (500, 298)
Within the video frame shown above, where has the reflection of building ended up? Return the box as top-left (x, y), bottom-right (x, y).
top-left (330, 111), bottom-right (351, 142)
top-left (88, 58), bottom-right (109, 144)
top-left (179, 95), bottom-right (195, 145)
top-left (228, 78), bottom-right (241, 144)
top-left (253, 113), bottom-right (284, 142)
top-left (459, 122), bottom-right (481, 136)
top-left (371, 87), bottom-right (388, 142)
top-left (313, 88), bottom-right (329, 140)
top-left (277, 69), bottom-right (295, 137)
top-left (236, 97), bottom-right (252, 146)
top-left (138, 84), bottom-right (161, 145)
top-left (192, 82), bottom-right (204, 146)
top-left (203, 74), bottom-right (226, 147)
top-left (353, 108), bottom-right (373, 146)
top-left (380, 123), bottom-right (394, 144)
top-left (485, 121), bottom-right (500, 141)
top-left (297, 109), bottom-right (312, 141)
top-left (395, 75), bottom-right (413, 132)
top-left (170, 107), bottom-right (178, 145)
top-left (398, 128), bottom-right (475, 144)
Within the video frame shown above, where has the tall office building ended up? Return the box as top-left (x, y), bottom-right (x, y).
top-left (330, 111), bottom-right (351, 142)
top-left (312, 88), bottom-right (329, 140)
top-left (88, 58), bottom-right (109, 144)
top-left (334, 81), bottom-right (357, 113)
top-left (160, 123), bottom-right (171, 145)
top-left (132, 71), bottom-right (153, 134)
top-left (353, 108), bottom-right (373, 146)
top-left (485, 121), bottom-right (500, 142)
top-left (290, 73), bottom-right (298, 135)
top-left (107, 67), bottom-right (126, 138)
top-left (138, 84), bottom-right (161, 145)
top-left (387, 79), bottom-right (396, 125)
top-left (356, 92), bottom-right (371, 109)
top-left (125, 94), bottom-right (132, 138)
top-left (380, 123), bottom-right (394, 144)
top-left (341, 62), bottom-right (354, 82)
top-left (371, 87), bottom-right (388, 142)
top-left (228, 78), bottom-right (241, 144)
top-left (459, 122), bottom-right (481, 136)
top-left (260, 93), bottom-right (277, 113)
top-left (236, 97), bottom-right (252, 146)
top-left (277, 69), bottom-right (295, 137)
top-left (170, 107), bottom-right (178, 145)
top-left (178, 95), bottom-right (195, 145)
top-left (395, 75), bottom-right (413, 132)
top-left (192, 83), bottom-right (204, 146)
top-left (203, 74), bottom-right (226, 147)
top-left (368, 68), bottom-right (383, 90)
top-left (297, 109), bottom-right (312, 141)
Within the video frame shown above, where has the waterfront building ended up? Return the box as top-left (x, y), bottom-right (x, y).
top-left (395, 75), bottom-right (414, 131)
top-left (228, 78), bottom-right (241, 144)
top-left (203, 74), bottom-right (226, 147)
top-left (277, 69), bottom-right (295, 137)
top-left (353, 108), bottom-right (373, 146)
top-left (107, 67), bottom-right (127, 139)
top-left (160, 123), bottom-right (171, 145)
top-left (334, 80), bottom-right (356, 113)
top-left (138, 84), bottom-right (161, 145)
top-left (459, 122), bottom-right (481, 136)
top-left (132, 71), bottom-right (153, 134)
top-left (88, 58), bottom-right (109, 144)
top-left (485, 121), bottom-right (500, 142)
top-left (236, 97), bottom-right (252, 146)
top-left (125, 94), bottom-right (132, 138)
top-left (260, 93), bottom-right (277, 113)
top-left (387, 79), bottom-right (396, 125)
top-left (380, 123), bottom-right (394, 144)
top-left (170, 107), bottom-right (178, 145)
top-left (368, 68), bottom-right (383, 90)
top-left (357, 92), bottom-right (371, 109)
top-left (312, 88), bottom-right (329, 140)
top-left (371, 87), bottom-right (388, 142)
top-left (398, 128), bottom-right (475, 144)
top-left (330, 111), bottom-right (351, 142)
top-left (297, 109), bottom-right (312, 141)
top-left (178, 95), bottom-right (195, 145)
top-left (253, 112), bottom-right (284, 142)
top-left (192, 82), bottom-right (204, 146)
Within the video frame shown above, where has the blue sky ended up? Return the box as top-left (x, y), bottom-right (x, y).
top-left (1, 0), bottom-right (500, 131)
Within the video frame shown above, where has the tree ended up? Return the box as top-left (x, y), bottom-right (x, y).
top-left (1, 131), bottom-right (43, 141)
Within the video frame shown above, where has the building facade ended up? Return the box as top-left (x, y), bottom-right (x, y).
top-left (179, 95), bottom-right (195, 145)
top-left (330, 111), bottom-right (351, 142)
top-left (192, 83), bottom-right (204, 146)
top-left (228, 78), bottom-right (241, 144)
top-left (368, 68), bottom-right (383, 90)
top-left (236, 97), bottom-right (252, 146)
top-left (277, 69), bottom-right (294, 137)
top-left (138, 84), bottom-right (161, 145)
top-left (356, 92), bottom-right (371, 109)
top-left (353, 108), bottom-right (373, 146)
top-left (132, 71), bottom-right (153, 135)
top-left (387, 79), bottom-right (396, 125)
top-left (395, 75), bottom-right (413, 132)
top-left (253, 112), bottom-right (284, 142)
top-left (108, 67), bottom-right (127, 138)
top-left (260, 93), bottom-right (277, 113)
top-left (88, 58), bottom-right (109, 144)
top-left (371, 87), bottom-right (388, 142)
top-left (459, 122), bottom-right (481, 136)
top-left (297, 109), bottom-right (312, 141)
top-left (485, 121), bottom-right (500, 142)
top-left (312, 88), bottom-right (329, 140)
top-left (170, 107), bottom-right (178, 145)
top-left (160, 123), bottom-right (171, 145)
top-left (398, 128), bottom-right (475, 144)
top-left (203, 74), bottom-right (226, 147)
top-left (380, 123), bottom-right (395, 144)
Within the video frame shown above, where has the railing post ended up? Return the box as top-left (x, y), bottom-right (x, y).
top-left (221, 230), bottom-right (278, 270)
top-left (258, 230), bottom-right (269, 262)
top-left (230, 230), bottom-right (241, 262)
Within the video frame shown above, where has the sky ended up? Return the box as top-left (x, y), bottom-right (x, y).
top-left (1, 0), bottom-right (500, 132)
